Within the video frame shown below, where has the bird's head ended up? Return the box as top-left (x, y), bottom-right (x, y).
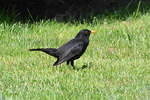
top-left (75, 29), bottom-right (96, 39)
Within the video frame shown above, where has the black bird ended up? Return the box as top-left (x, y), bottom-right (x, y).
top-left (29, 29), bottom-right (96, 69)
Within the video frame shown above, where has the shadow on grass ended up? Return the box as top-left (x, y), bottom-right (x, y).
top-left (75, 65), bottom-right (88, 70)
top-left (75, 62), bottom-right (93, 71)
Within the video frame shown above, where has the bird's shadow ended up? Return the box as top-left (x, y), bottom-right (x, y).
top-left (76, 65), bottom-right (88, 70)
top-left (75, 62), bottom-right (93, 71)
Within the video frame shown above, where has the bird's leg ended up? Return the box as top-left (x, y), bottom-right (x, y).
top-left (66, 61), bottom-right (70, 65)
top-left (71, 60), bottom-right (75, 69)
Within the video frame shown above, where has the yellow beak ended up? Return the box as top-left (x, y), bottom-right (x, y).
top-left (91, 30), bottom-right (96, 34)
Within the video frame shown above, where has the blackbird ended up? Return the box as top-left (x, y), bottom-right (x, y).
top-left (29, 29), bottom-right (96, 69)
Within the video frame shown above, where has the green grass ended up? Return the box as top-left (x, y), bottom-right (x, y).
top-left (0, 3), bottom-right (150, 100)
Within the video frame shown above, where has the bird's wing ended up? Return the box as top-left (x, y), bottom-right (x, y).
top-left (55, 42), bottom-right (84, 65)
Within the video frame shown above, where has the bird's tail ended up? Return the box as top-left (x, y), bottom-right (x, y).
top-left (29, 48), bottom-right (58, 58)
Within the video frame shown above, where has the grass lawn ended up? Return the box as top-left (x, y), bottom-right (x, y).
top-left (0, 3), bottom-right (150, 100)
